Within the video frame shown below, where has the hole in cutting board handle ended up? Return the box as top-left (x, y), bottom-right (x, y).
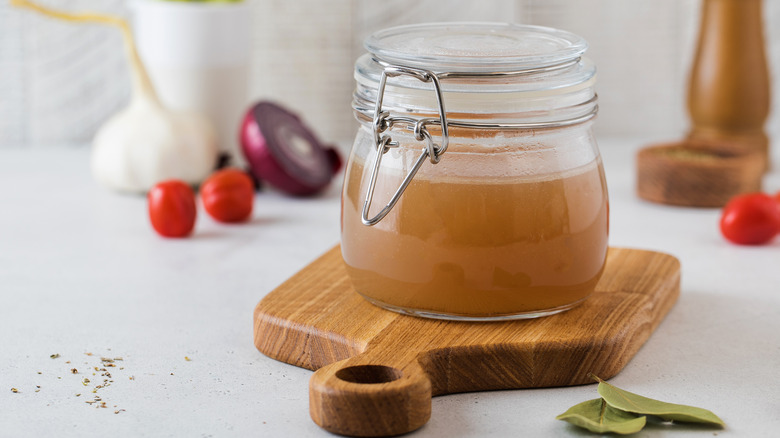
top-left (310, 359), bottom-right (432, 436)
top-left (335, 365), bottom-right (403, 384)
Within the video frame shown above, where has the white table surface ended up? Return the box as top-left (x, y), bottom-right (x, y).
top-left (1, 138), bottom-right (779, 437)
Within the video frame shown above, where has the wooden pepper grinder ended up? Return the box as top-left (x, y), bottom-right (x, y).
top-left (688, 0), bottom-right (770, 161)
top-left (637, 0), bottom-right (771, 207)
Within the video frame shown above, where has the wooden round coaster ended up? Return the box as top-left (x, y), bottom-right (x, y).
top-left (636, 140), bottom-right (764, 208)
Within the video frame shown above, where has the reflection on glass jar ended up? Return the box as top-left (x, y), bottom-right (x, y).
top-left (341, 23), bottom-right (609, 321)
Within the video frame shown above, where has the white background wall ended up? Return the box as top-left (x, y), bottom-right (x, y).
top-left (1, 0), bottom-right (779, 150)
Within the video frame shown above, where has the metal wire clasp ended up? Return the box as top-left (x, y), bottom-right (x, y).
top-left (361, 63), bottom-right (449, 226)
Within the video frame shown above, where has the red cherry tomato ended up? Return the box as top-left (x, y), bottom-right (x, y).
top-left (719, 193), bottom-right (780, 245)
top-left (200, 168), bottom-right (254, 223)
top-left (148, 180), bottom-right (197, 238)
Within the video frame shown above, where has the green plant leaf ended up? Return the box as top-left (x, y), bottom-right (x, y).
top-left (556, 398), bottom-right (647, 435)
top-left (594, 376), bottom-right (725, 427)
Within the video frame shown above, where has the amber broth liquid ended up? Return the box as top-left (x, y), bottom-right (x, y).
top-left (341, 153), bottom-right (609, 318)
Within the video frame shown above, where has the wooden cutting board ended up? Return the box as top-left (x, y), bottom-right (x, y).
top-left (253, 246), bottom-right (680, 437)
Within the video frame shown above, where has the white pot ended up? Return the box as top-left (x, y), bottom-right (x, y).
top-left (132, 0), bottom-right (251, 167)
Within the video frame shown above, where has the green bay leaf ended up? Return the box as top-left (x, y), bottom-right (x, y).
top-left (595, 378), bottom-right (725, 427)
top-left (556, 398), bottom-right (647, 435)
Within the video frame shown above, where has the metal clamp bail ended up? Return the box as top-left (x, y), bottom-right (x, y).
top-left (361, 63), bottom-right (449, 226)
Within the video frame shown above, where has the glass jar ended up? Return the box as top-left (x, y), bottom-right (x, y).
top-left (341, 23), bottom-right (609, 321)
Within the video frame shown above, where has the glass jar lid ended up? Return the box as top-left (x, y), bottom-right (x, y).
top-left (364, 22), bottom-right (587, 73)
top-left (354, 22), bottom-right (597, 125)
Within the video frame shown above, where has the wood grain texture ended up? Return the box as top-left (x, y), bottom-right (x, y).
top-left (254, 245), bottom-right (680, 437)
top-left (637, 140), bottom-right (765, 207)
top-left (687, 0), bottom-right (771, 170)
top-left (637, 0), bottom-right (771, 208)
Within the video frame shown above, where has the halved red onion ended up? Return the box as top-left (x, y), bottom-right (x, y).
top-left (240, 102), bottom-right (341, 196)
